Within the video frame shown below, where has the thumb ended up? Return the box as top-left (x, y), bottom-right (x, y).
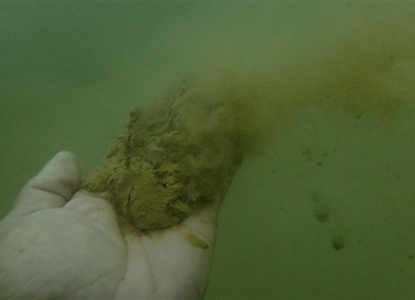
top-left (11, 151), bottom-right (80, 217)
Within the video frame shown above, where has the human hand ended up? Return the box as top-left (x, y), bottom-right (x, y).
top-left (0, 152), bottom-right (217, 299)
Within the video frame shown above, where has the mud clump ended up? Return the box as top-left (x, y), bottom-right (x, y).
top-left (83, 76), bottom-right (243, 231)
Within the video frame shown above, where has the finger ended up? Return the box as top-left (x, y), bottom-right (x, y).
top-left (11, 151), bottom-right (80, 217)
top-left (64, 190), bottom-right (120, 234)
top-left (180, 197), bottom-right (221, 246)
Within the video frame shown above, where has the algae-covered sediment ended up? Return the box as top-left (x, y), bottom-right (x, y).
top-left (84, 76), bottom-right (244, 231)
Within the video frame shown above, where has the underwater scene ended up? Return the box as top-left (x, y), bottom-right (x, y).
top-left (1, 1), bottom-right (415, 299)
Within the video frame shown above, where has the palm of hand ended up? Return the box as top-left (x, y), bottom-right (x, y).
top-left (0, 152), bottom-right (216, 299)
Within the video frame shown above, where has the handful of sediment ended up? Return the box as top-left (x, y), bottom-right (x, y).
top-left (84, 76), bottom-right (244, 231)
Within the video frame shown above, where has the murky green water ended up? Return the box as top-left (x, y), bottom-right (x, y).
top-left (1, 2), bottom-right (415, 299)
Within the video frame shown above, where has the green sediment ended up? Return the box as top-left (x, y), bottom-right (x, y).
top-left (184, 233), bottom-right (210, 250)
top-left (83, 76), bottom-right (244, 231)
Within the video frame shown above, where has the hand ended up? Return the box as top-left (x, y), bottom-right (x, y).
top-left (0, 152), bottom-right (218, 299)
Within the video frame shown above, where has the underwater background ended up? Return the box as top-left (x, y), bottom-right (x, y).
top-left (1, 1), bottom-right (415, 299)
